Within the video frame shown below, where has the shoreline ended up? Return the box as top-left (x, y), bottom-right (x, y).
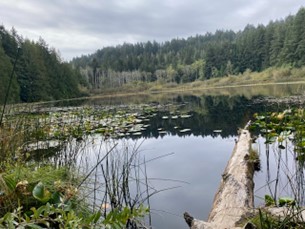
top-left (5, 80), bottom-right (305, 108)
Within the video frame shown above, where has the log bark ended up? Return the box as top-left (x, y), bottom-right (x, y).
top-left (184, 129), bottom-right (255, 229)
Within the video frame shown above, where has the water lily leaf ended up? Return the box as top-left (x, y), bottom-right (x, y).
top-left (132, 132), bottom-right (142, 136)
top-left (117, 133), bottom-right (126, 137)
top-left (181, 114), bottom-right (192, 118)
top-left (269, 132), bottom-right (278, 137)
top-left (32, 182), bottom-right (51, 203)
top-left (260, 129), bottom-right (270, 134)
top-left (128, 124), bottom-right (143, 133)
top-left (265, 136), bottom-right (277, 144)
top-left (280, 130), bottom-right (291, 137)
top-left (256, 115), bottom-right (265, 120)
top-left (285, 126), bottom-right (295, 131)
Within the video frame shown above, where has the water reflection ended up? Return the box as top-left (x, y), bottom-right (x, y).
top-left (141, 135), bottom-right (235, 228)
top-left (254, 137), bottom-right (305, 208)
top-left (120, 94), bottom-right (292, 140)
top-left (30, 84), bottom-right (305, 228)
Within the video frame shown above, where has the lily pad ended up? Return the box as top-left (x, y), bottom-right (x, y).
top-left (181, 114), bottom-right (192, 118)
top-left (132, 132), bottom-right (142, 136)
top-left (180, 129), bottom-right (191, 133)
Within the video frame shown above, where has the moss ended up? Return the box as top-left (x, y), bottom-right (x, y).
top-left (248, 147), bottom-right (261, 172)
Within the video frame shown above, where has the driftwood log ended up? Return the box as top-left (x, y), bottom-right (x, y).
top-left (184, 128), bottom-right (256, 229)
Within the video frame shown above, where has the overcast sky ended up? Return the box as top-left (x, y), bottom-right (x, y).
top-left (0, 0), bottom-right (304, 61)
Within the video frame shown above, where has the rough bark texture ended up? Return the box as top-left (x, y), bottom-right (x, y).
top-left (185, 129), bottom-right (255, 229)
top-left (266, 207), bottom-right (305, 221)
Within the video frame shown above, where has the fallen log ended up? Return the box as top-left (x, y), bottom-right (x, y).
top-left (184, 128), bottom-right (256, 229)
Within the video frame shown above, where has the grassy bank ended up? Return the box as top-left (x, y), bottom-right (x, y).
top-left (90, 66), bottom-right (305, 98)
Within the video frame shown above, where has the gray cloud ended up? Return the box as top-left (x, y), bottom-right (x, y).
top-left (0, 0), bottom-right (304, 60)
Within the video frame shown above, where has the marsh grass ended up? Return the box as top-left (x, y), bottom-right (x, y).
top-left (0, 103), bottom-right (163, 227)
top-left (0, 95), bottom-right (253, 227)
top-left (75, 138), bottom-right (181, 228)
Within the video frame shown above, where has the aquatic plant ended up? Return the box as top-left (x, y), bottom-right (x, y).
top-left (0, 144), bottom-right (150, 228)
top-left (0, 104), bottom-right (155, 227)
top-left (0, 100), bottom-right (202, 228)
top-left (250, 108), bottom-right (305, 228)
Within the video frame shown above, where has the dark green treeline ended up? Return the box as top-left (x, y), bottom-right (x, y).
top-left (72, 7), bottom-right (305, 88)
top-left (0, 26), bottom-right (87, 104)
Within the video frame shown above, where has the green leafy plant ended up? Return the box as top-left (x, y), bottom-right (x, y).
top-left (32, 182), bottom-right (52, 203)
top-left (264, 195), bottom-right (276, 207)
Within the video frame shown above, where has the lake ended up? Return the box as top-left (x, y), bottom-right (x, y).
top-left (24, 84), bottom-right (305, 228)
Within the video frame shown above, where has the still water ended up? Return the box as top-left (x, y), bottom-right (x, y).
top-left (46, 84), bottom-right (305, 228)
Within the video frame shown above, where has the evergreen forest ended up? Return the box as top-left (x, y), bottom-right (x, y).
top-left (72, 7), bottom-right (305, 89)
top-left (0, 26), bottom-right (87, 104)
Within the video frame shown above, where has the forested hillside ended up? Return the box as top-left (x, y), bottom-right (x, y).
top-left (0, 26), bottom-right (87, 104)
top-left (2, 8), bottom-right (304, 103)
top-left (72, 7), bottom-right (305, 89)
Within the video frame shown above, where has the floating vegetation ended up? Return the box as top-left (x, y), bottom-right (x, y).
top-left (250, 108), bottom-right (305, 208)
top-left (180, 129), bottom-right (191, 133)
top-left (250, 109), bottom-right (305, 156)
top-left (132, 132), bottom-right (142, 136)
top-left (181, 114), bottom-right (192, 118)
top-left (0, 103), bottom-right (198, 160)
